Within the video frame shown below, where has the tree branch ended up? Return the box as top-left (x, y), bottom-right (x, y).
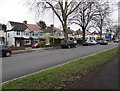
top-left (46, 2), bottom-right (64, 26)
top-left (67, 1), bottom-right (82, 17)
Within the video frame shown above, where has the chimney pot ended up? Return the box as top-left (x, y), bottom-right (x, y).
top-left (50, 24), bottom-right (54, 27)
top-left (23, 20), bottom-right (27, 24)
top-left (68, 27), bottom-right (70, 29)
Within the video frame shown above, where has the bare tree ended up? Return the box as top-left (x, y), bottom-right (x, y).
top-left (68, 1), bottom-right (99, 41)
top-left (88, 0), bottom-right (117, 39)
top-left (27, 0), bottom-right (82, 40)
top-left (91, 1), bottom-right (110, 38)
top-left (112, 25), bottom-right (120, 39)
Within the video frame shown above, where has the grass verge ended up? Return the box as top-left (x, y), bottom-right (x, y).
top-left (2, 48), bottom-right (119, 89)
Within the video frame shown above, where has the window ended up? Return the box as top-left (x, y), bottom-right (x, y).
top-left (24, 32), bottom-right (29, 36)
top-left (8, 33), bottom-right (10, 37)
top-left (26, 32), bottom-right (29, 36)
top-left (35, 34), bottom-right (38, 36)
top-left (39, 33), bottom-right (43, 36)
top-left (58, 33), bottom-right (61, 36)
top-left (16, 31), bottom-right (20, 35)
top-left (24, 40), bottom-right (31, 45)
top-left (34, 40), bottom-right (39, 44)
top-left (32, 33), bottom-right (34, 36)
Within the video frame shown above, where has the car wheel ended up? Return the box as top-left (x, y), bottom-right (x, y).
top-left (5, 51), bottom-right (11, 57)
top-left (74, 45), bottom-right (76, 48)
top-left (68, 45), bottom-right (71, 48)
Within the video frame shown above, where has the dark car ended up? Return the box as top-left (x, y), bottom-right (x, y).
top-left (96, 40), bottom-right (103, 44)
top-left (60, 40), bottom-right (76, 48)
top-left (114, 39), bottom-right (119, 43)
top-left (0, 44), bottom-right (12, 57)
top-left (100, 41), bottom-right (108, 45)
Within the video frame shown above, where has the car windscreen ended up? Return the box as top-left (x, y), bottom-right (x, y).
top-left (61, 40), bottom-right (67, 44)
top-left (0, 45), bottom-right (2, 48)
top-left (2, 45), bottom-right (10, 48)
top-left (67, 40), bottom-right (73, 44)
top-left (0, 45), bottom-right (2, 50)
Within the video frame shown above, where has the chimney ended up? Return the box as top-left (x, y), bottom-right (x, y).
top-left (50, 24), bottom-right (54, 27)
top-left (68, 27), bottom-right (70, 30)
top-left (23, 20), bottom-right (27, 24)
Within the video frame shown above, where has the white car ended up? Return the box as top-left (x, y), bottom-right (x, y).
top-left (86, 40), bottom-right (97, 45)
top-left (114, 39), bottom-right (119, 43)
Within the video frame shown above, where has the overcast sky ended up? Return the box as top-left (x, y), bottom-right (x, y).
top-left (0, 0), bottom-right (118, 30)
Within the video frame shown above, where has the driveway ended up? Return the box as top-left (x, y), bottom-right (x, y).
top-left (2, 43), bottom-right (118, 82)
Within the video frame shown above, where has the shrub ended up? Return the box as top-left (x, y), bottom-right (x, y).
top-left (96, 37), bottom-right (103, 40)
top-left (77, 39), bottom-right (83, 44)
top-left (50, 38), bottom-right (63, 45)
top-left (40, 41), bottom-right (46, 47)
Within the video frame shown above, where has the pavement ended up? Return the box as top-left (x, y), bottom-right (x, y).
top-left (11, 42), bottom-right (115, 54)
top-left (12, 46), bottom-right (60, 54)
top-left (65, 54), bottom-right (119, 89)
top-left (12, 45), bottom-right (82, 54)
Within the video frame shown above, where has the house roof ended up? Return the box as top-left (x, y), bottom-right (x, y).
top-left (75, 29), bottom-right (93, 35)
top-left (86, 31), bottom-right (92, 35)
top-left (43, 26), bottom-right (62, 33)
top-left (91, 31), bottom-right (99, 34)
top-left (27, 24), bottom-right (43, 32)
top-left (9, 21), bottom-right (27, 31)
top-left (67, 30), bottom-right (74, 34)
top-left (67, 27), bottom-right (74, 34)
top-left (76, 29), bottom-right (83, 34)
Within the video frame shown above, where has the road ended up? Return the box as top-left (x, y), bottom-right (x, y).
top-left (2, 43), bottom-right (118, 82)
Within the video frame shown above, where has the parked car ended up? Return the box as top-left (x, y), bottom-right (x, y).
top-left (31, 43), bottom-right (40, 48)
top-left (96, 40), bottom-right (103, 44)
top-left (83, 40), bottom-right (91, 46)
top-left (114, 39), bottom-right (119, 43)
top-left (100, 41), bottom-right (108, 45)
top-left (60, 40), bottom-right (76, 48)
top-left (83, 40), bottom-right (97, 46)
top-left (0, 44), bottom-right (12, 57)
top-left (90, 40), bottom-right (97, 45)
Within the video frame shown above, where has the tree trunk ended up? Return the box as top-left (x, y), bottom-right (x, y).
top-left (64, 31), bottom-right (68, 40)
top-left (63, 17), bottom-right (68, 40)
top-left (82, 27), bottom-right (86, 42)
top-left (99, 27), bottom-right (102, 38)
top-left (63, 25), bottom-right (68, 40)
top-left (83, 30), bottom-right (85, 41)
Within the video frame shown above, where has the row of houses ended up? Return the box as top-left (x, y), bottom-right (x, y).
top-left (0, 20), bottom-right (106, 47)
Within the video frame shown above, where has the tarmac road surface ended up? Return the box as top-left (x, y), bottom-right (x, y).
top-left (2, 43), bottom-right (118, 82)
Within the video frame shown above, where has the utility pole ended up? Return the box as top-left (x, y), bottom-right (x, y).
top-left (2, 24), bottom-right (7, 45)
top-left (53, 11), bottom-right (55, 44)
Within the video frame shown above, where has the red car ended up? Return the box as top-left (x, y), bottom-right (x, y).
top-left (31, 43), bottom-right (40, 48)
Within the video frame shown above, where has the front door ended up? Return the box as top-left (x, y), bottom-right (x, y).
top-left (16, 41), bottom-right (20, 47)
